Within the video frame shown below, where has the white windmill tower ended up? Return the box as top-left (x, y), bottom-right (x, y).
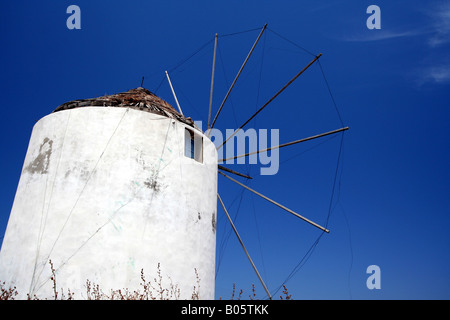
top-left (0, 87), bottom-right (218, 299)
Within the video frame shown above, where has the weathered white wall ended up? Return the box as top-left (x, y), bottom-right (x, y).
top-left (0, 107), bottom-right (217, 299)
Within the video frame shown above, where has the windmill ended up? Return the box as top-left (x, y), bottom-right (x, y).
top-left (0, 23), bottom-right (348, 300)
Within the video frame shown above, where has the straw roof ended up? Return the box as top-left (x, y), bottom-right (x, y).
top-left (53, 87), bottom-right (195, 127)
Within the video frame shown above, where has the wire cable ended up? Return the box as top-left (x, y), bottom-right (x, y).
top-left (271, 131), bottom-right (346, 298)
top-left (267, 27), bottom-right (317, 57)
top-left (215, 185), bottom-right (246, 278)
top-left (31, 108), bottom-right (130, 296)
top-left (219, 27), bottom-right (262, 38)
top-left (317, 60), bottom-right (345, 127)
top-left (167, 38), bottom-right (214, 75)
top-left (216, 42), bottom-right (239, 127)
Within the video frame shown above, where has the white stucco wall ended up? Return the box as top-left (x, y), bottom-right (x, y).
top-left (0, 107), bottom-right (218, 299)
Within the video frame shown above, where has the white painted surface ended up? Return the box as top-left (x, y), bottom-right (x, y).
top-left (0, 107), bottom-right (217, 299)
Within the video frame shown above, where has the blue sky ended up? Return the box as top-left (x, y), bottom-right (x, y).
top-left (1, 1), bottom-right (449, 299)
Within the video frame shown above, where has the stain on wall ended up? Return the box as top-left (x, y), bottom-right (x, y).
top-left (144, 170), bottom-right (164, 194)
top-left (25, 137), bottom-right (53, 174)
top-left (211, 212), bottom-right (216, 234)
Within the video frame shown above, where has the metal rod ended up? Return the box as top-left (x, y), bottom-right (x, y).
top-left (218, 165), bottom-right (252, 179)
top-left (217, 193), bottom-right (272, 300)
top-left (217, 53), bottom-right (322, 150)
top-left (210, 24), bottom-right (268, 131)
top-left (208, 33), bottom-right (218, 130)
top-left (219, 171), bottom-right (330, 233)
top-left (219, 127), bottom-right (349, 162)
top-left (165, 70), bottom-right (183, 115)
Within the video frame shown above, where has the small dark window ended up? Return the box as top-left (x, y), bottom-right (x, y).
top-left (185, 128), bottom-right (203, 163)
top-left (185, 129), bottom-right (194, 159)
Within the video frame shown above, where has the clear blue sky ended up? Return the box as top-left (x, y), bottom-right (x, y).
top-left (1, 1), bottom-right (449, 300)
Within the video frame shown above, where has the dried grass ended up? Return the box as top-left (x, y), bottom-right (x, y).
top-left (1, 260), bottom-right (292, 300)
